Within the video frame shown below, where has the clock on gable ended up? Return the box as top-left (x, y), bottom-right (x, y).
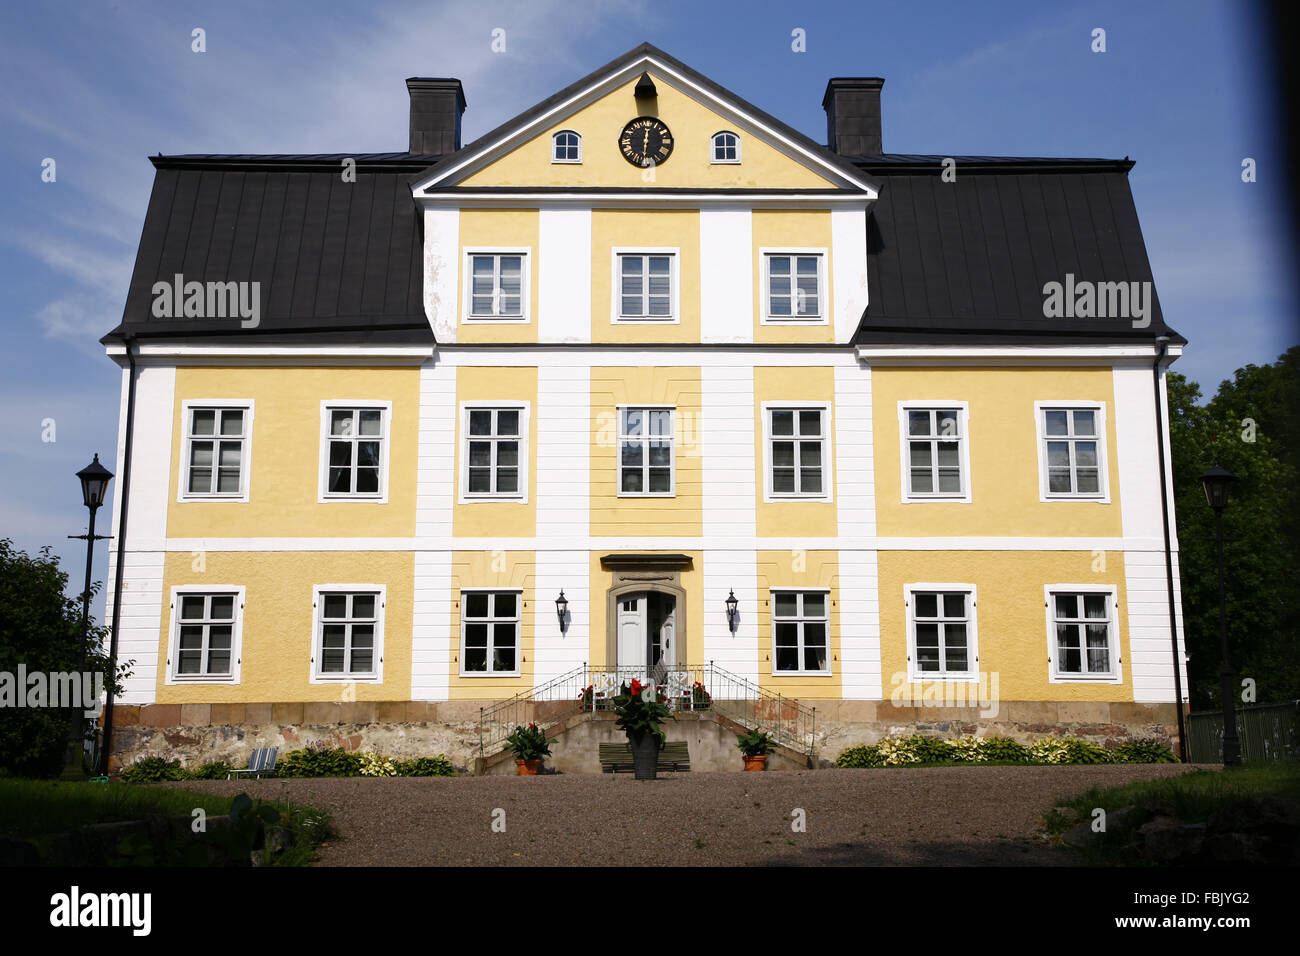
top-left (619, 116), bottom-right (673, 167)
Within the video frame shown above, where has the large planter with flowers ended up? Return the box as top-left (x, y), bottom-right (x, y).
top-left (613, 679), bottom-right (676, 781)
top-left (737, 727), bottom-right (776, 771)
top-left (506, 723), bottom-right (556, 775)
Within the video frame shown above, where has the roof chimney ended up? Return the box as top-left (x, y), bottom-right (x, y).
top-left (406, 77), bottom-right (466, 155)
top-left (822, 78), bottom-right (884, 156)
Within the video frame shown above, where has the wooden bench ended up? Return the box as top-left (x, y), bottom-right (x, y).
top-left (598, 741), bottom-right (691, 773)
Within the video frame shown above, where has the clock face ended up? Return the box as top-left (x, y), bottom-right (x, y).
top-left (619, 116), bottom-right (674, 167)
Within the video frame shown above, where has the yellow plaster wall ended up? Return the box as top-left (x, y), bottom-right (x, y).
top-left (752, 210), bottom-right (835, 343)
top-left (756, 549), bottom-right (840, 697)
top-left (167, 366), bottom-right (417, 539)
top-left (447, 550), bottom-right (536, 699)
top-left (872, 366), bottom-right (1124, 538)
top-left (589, 366), bottom-right (703, 537)
top-left (453, 366), bottom-right (538, 538)
top-left (876, 550), bottom-right (1132, 702)
top-left (590, 209), bottom-right (701, 342)
top-left (154, 550), bottom-right (412, 703)
top-left (753, 366), bottom-right (838, 537)
top-left (460, 74), bottom-right (837, 189)
top-left (457, 209), bottom-right (540, 343)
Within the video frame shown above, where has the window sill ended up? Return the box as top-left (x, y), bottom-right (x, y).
top-left (458, 671), bottom-right (523, 679)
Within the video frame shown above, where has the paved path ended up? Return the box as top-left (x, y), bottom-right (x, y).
top-left (172, 764), bottom-right (1207, 866)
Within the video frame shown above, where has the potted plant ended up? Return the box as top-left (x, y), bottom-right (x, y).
top-left (612, 679), bottom-right (676, 780)
top-left (506, 723), bottom-right (556, 775)
top-left (690, 681), bottom-right (712, 710)
top-left (737, 727), bottom-right (775, 771)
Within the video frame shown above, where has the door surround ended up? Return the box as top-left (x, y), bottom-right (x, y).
top-left (601, 554), bottom-right (691, 670)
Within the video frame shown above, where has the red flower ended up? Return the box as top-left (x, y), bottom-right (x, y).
top-left (528, 723), bottom-right (537, 730)
top-left (630, 679), bottom-right (642, 696)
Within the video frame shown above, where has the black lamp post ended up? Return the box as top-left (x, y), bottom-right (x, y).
top-left (555, 590), bottom-right (569, 634)
top-left (62, 454), bottom-right (113, 779)
top-left (1199, 461), bottom-right (1239, 767)
top-left (725, 590), bottom-right (739, 633)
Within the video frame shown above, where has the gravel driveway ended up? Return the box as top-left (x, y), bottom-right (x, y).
top-left (170, 764), bottom-right (1206, 866)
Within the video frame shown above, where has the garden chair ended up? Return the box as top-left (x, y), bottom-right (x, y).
top-left (227, 746), bottom-right (278, 779)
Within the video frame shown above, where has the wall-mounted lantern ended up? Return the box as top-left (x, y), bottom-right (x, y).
top-left (725, 589), bottom-right (739, 633)
top-left (556, 590), bottom-right (569, 634)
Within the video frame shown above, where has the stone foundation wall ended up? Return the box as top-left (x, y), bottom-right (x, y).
top-left (105, 699), bottom-right (1182, 773)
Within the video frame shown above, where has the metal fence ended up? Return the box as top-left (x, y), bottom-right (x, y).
top-left (478, 662), bottom-right (818, 760)
top-left (1185, 700), bottom-right (1300, 763)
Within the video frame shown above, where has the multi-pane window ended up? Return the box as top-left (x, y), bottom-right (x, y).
top-left (909, 589), bottom-right (976, 677)
top-left (468, 254), bottom-right (524, 318)
top-left (765, 254), bottom-right (822, 318)
top-left (316, 591), bottom-right (381, 679)
top-left (184, 406), bottom-right (248, 496)
top-left (461, 591), bottom-right (520, 674)
top-left (769, 408), bottom-right (826, 496)
top-left (552, 130), bottom-right (581, 163)
top-left (1050, 592), bottom-right (1115, 678)
top-left (173, 592), bottom-right (237, 679)
top-left (324, 407), bottom-right (385, 497)
top-left (619, 407), bottom-right (674, 495)
top-left (464, 407), bottom-right (523, 497)
top-left (711, 130), bottom-right (740, 163)
top-left (1042, 407), bottom-right (1102, 496)
top-left (905, 407), bottom-right (965, 497)
top-left (619, 254), bottom-right (673, 319)
top-left (772, 591), bottom-right (829, 673)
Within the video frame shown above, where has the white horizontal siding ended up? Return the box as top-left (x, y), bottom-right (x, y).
top-left (702, 550), bottom-right (758, 683)
top-left (837, 548), bottom-right (881, 699)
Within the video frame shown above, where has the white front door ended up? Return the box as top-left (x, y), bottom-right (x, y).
top-left (617, 595), bottom-right (647, 675)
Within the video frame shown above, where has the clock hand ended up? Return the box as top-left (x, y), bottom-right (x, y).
top-left (642, 130), bottom-right (649, 152)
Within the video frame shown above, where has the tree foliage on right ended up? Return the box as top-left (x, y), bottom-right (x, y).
top-left (1167, 346), bottom-right (1300, 709)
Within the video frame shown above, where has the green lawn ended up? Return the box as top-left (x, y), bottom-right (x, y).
top-left (1044, 760), bottom-right (1300, 857)
top-left (0, 779), bottom-right (334, 865)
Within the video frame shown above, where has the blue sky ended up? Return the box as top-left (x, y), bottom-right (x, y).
top-left (0, 0), bottom-right (1292, 619)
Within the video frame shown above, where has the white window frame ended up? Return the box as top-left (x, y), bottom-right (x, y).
top-left (318, 401), bottom-right (392, 503)
top-left (165, 585), bottom-right (244, 685)
top-left (769, 588), bottom-right (832, 676)
top-left (459, 587), bottom-right (523, 677)
top-left (761, 401), bottom-right (834, 502)
top-left (458, 401), bottom-right (530, 503)
top-left (760, 248), bottom-right (827, 324)
top-left (463, 248), bottom-right (531, 323)
top-left (1034, 401), bottom-right (1110, 502)
top-left (897, 401), bottom-right (972, 504)
top-left (1044, 584), bottom-right (1122, 683)
top-left (710, 130), bottom-right (741, 164)
top-left (616, 405), bottom-right (676, 497)
top-left (177, 400), bottom-right (254, 502)
top-left (551, 130), bottom-right (582, 163)
top-left (611, 248), bottom-right (680, 324)
top-left (905, 583), bottom-right (979, 682)
top-left (310, 585), bottom-right (386, 683)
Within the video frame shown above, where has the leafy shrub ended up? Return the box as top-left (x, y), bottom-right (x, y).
top-left (188, 761), bottom-right (234, 780)
top-left (836, 744), bottom-right (883, 768)
top-left (1030, 736), bottom-right (1113, 765)
top-left (948, 737), bottom-right (986, 762)
top-left (275, 746), bottom-right (363, 778)
top-left (1112, 739), bottom-right (1177, 764)
top-left (394, 756), bottom-right (456, 777)
top-left (358, 752), bottom-right (397, 777)
top-left (978, 736), bottom-right (1030, 763)
top-left (120, 756), bottom-right (189, 783)
top-left (736, 727), bottom-right (776, 757)
top-left (905, 734), bottom-right (955, 763)
top-left (876, 736), bottom-right (923, 765)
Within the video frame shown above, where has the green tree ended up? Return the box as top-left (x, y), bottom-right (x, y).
top-left (1168, 346), bottom-right (1300, 708)
top-left (0, 539), bottom-right (129, 777)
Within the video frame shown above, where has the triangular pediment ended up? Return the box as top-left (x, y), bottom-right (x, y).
top-left (412, 44), bottom-right (877, 196)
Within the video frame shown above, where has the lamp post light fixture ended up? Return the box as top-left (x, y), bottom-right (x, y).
top-left (1199, 461), bottom-right (1239, 767)
top-left (62, 454), bottom-right (113, 780)
top-left (725, 590), bottom-right (739, 633)
top-left (555, 590), bottom-right (569, 634)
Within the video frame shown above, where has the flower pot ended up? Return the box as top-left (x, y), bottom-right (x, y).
top-left (629, 734), bottom-right (659, 780)
top-left (743, 754), bottom-right (768, 772)
top-left (515, 758), bottom-right (542, 775)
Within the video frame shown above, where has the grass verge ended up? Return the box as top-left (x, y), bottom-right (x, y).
top-left (0, 778), bottom-right (335, 866)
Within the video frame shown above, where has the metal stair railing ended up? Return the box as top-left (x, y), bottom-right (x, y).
top-left (697, 662), bottom-right (817, 759)
top-left (477, 664), bottom-right (590, 757)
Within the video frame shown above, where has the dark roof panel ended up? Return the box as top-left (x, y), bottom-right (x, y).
top-left (854, 168), bottom-right (1183, 345)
